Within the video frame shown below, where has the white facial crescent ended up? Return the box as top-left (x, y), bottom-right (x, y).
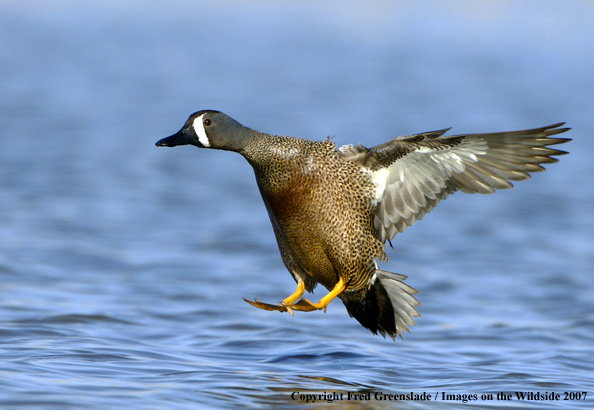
top-left (192, 114), bottom-right (210, 147)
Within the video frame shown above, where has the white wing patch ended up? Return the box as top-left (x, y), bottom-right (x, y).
top-left (192, 114), bottom-right (210, 147)
top-left (369, 168), bottom-right (388, 205)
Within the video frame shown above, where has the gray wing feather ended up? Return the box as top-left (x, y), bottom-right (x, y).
top-left (340, 123), bottom-right (570, 243)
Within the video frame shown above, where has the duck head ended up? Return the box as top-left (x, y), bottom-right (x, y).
top-left (156, 110), bottom-right (251, 153)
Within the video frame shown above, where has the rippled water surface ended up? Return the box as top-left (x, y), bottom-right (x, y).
top-left (1, 1), bottom-right (593, 409)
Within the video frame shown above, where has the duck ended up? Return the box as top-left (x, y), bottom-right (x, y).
top-left (156, 110), bottom-right (570, 340)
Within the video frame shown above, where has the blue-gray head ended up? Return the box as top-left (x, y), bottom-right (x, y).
top-left (155, 110), bottom-right (251, 152)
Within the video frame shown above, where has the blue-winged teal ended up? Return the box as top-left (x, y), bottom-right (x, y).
top-left (156, 111), bottom-right (570, 340)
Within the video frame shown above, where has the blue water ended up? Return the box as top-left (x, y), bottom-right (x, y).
top-left (1, 1), bottom-right (593, 409)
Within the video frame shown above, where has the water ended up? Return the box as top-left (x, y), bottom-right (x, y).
top-left (1, 1), bottom-right (593, 409)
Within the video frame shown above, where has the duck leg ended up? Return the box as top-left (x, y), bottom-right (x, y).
top-left (285, 277), bottom-right (346, 313)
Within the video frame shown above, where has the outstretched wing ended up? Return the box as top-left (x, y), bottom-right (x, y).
top-left (338, 123), bottom-right (571, 243)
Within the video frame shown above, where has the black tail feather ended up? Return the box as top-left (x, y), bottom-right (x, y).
top-left (342, 270), bottom-right (420, 341)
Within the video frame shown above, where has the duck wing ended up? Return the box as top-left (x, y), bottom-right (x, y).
top-left (338, 123), bottom-right (570, 243)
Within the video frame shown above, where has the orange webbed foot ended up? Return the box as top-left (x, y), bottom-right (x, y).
top-left (243, 277), bottom-right (346, 315)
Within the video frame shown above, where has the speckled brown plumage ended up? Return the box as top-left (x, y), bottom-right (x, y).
top-left (242, 133), bottom-right (385, 295)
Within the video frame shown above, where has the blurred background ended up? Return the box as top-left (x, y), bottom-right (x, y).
top-left (1, 1), bottom-right (593, 409)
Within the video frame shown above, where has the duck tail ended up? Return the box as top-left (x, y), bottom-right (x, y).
top-left (342, 270), bottom-right (420, 340)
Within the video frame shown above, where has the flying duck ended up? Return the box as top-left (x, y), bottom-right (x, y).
top-left (156, 111), bottom-right (570, 340)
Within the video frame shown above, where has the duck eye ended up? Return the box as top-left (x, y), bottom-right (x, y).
top-left (203, 119), bottom-right (212, 126)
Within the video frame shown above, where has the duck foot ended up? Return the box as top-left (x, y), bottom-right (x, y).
top-left (243, 297), bottom-right (290, 313)
top-left (242, 297), bottom-right (325, 315)
top-left (243, 277), bottom-right (346, 315)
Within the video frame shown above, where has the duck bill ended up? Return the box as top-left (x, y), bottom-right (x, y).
top-left (155, 128), bottom-right (195, 147)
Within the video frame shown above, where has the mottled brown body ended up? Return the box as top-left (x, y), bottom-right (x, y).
top-left (242, 132), bottom-right (384, 299)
